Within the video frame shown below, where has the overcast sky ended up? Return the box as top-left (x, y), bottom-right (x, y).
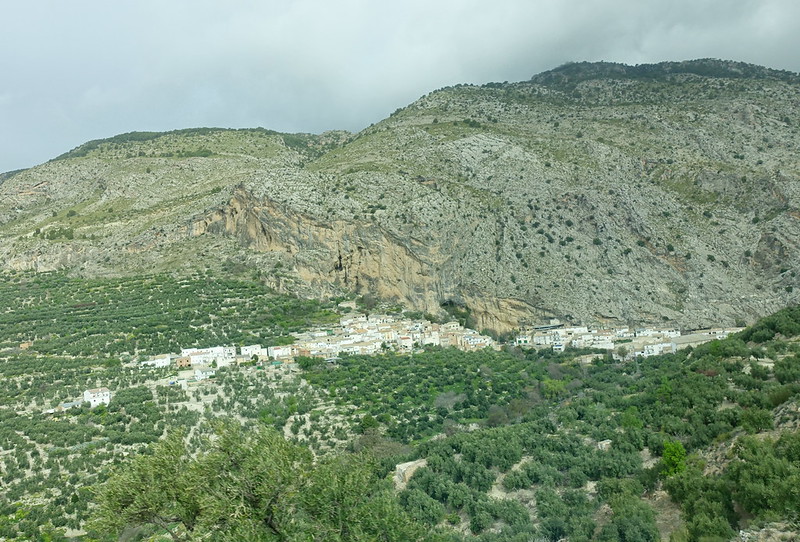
top-left (1, 0), bottom-right (798, 173)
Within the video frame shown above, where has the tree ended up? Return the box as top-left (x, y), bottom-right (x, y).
top-left (90, 431), bottom-right (199, 541)
top-left (660, 440), bottom-right (687, 478)
top-left (741, 408), bottom-right (773, 433)
top-left (192, 423), bottom-right (311, 539)
top-left (91, 423), bottom-right (436, 541)
top-left (727, 434), bottom-right (800, 519)
top-left (598, 496), bottom-right (659, 542)
top-left (399, 488), bottom-right (445, 526)
top-left (486, 405), bottom-right (509, 427)
top-left (358, 413), bottom-right (379, 433)
top-left (542, 378), bottom-right (566, 400)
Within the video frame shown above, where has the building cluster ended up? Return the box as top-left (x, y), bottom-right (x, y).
top-left (138, 346), bottom-right (276, 385)
top-left (290, 313), bottom-right (498, 359)
top-left (132, 313), bottom-right (498, 385)
top-left (514, 319), bottom-right (743, 359)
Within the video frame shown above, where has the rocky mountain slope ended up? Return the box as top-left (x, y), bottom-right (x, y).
top-left (1, 59), bottom-right (798, 333)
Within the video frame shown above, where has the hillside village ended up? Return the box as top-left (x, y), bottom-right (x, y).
top-left (44, 308), bottom-right (744, 415)
top-left (4, 57), bottom-right (798, 541)
top-left (161, 314), bottom-right (741, 382)
top-left (136, 313), bottom-right (743, 386)
top-left (515, 320), bottom-right (744, 360)
top-left (162, 310), bottom-right (499, 378)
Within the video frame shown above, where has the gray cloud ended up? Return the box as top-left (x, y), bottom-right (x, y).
top-left (1, 0), bottom-right (798, 172)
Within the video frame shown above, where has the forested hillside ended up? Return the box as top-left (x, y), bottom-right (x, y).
top-left (85, 305), bottom-right (800, 541)
top-left (0, 268), bottom-right (798, 539)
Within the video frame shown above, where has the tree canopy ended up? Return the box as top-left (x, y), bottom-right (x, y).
top-left (91, 423), bottom-right (439, 541)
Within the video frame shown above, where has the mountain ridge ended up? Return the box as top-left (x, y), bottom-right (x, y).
top-left (1, 59), bottom-right (798, 333)
top-left (530, 58), bottom-right (800, 86)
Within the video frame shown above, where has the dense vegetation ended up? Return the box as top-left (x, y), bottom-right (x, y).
top-left (93, 307), bottom-right (800, 541)
top-left (296, 308), bottom-right (800, 540)
top-left (0, 272), bottom-right (340, 540)
top-left (92, 424), bottom-right (440, 541)
top-left (1, 268), bottom-right (799, 540)
top-left (300, 347), bottom-right (599, 442)
top-left (530, 59), bottom-right (800, 88)
top-left (0, 271), bottom-right (338, 356)
top-left (0, 352), bottom-right (360, 540)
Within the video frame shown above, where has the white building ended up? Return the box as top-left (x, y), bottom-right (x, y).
top-left (140, 355), bottom-right (171, 369)
top-left (83, 387), bottom-right (112, 408)
top-left (378, 326), bottom-right (397, 343)
top-left (534, 332), bottom-right (559, 346)
top-left (592, 338), bottom-right (616, 350)
top-left (181, 346), bottom-right (236, 366)
top-left (241, 345), bottom-right (266, 358)
top-left (194, 368), bottom-right (216, 381)
top-left (187, 351), bottom-right (215, 365)
top-left (515, 334), bottom-right (532, 346)
top-left (422, 331), bottom-right (441, 347)
top-left (352, 341), bottom-right (380, 355)
top-left (398, 336), bottom-right (414, 350)
top-left (441, 321), bottom-right (462, 332)
top-left (340, 313), bottom-right (367, 327)
top-left (637, 342), bottom-right (675, 358)
top-left (181, 346), bottom-right (236, 360)
top-left (367, 314), bottom-right (394, 324)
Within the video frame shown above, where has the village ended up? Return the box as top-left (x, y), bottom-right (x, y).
top-left (48, 308), bottom-right (743, 413)
top-left (514, 319), bottom-right (744, 360)
top-left (144, 308), bottom-right (501, 384)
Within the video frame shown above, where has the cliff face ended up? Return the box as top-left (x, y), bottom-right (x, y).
top-left (191, 187), bottom-right (539, 332)
top-left (1, 60), bottom-right (799, 333)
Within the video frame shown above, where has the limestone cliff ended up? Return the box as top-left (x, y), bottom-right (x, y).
top-left (191, 187), bottom-right (539, 333)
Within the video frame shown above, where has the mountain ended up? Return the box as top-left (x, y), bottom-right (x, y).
top-left (1, 59), bottom-right (798, 332)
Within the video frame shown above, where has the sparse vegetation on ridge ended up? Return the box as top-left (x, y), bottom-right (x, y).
top-left (3, 60), bottom-right (797, 332)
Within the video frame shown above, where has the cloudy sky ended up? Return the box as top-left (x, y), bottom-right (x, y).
top-left (1, 0), bottom-right (798, 173)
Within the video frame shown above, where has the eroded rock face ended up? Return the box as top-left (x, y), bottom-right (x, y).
top-left (191, 188), bottom-right (538, 334)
